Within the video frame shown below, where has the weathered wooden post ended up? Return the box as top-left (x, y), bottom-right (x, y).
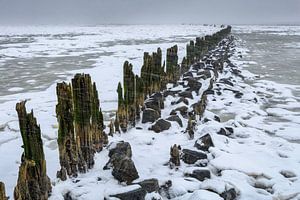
top-left (14, 101), bottom-right (52, 200)
top-left (123, 61), bottom-right (136, 127)
top-left (186, 41), bottom-right (195, 66)
top-left (72, 73), bottom-right (106, 169)
top-left (166, 45), bottom-right (179, 83)
top-left (56, 82), bottom-right (86, 180)
top-left (0, 182), bottom-right (7, 200)
top-left (170, 144), bottom-right (180, 167)
top-left (117, 82), bottom-right (127, 132)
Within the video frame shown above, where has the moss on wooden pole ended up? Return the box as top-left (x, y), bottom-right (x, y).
top-left (14, 101), bottom-right (52, 200)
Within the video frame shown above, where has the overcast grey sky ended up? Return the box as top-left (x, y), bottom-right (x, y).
top-left (0, 0), bottom-right (299, 25)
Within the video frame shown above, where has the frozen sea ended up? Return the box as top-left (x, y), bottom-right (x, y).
top-left (0, 25), bottom-right (300, 199)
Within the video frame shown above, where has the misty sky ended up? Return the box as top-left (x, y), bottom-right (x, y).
top-left (0, 0), bottom-right (299, 25)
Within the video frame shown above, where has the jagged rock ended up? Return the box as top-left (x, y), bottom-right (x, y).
top-left (108, 141), bottom-right (132, 158)
top-left (63, 191), bottom-right (73, 200)
top-left (194, 134), bottom-right (214, 151)
top-left (221, 188), bottom-right (237, 200)
top-left (234, 92), bottom-right (243, 99)
top-left (220, 78), bottom-right (234, 87)
top-left (183, 71), bottom-right (193, 78)
top-left (192, 62), bottom-right (205, 71)
top-left (181, 149), bottom-right (207, 164)
top-left (110, 187), bottom-right (146, 200)
top-left (0, 182), bottom-right (7, 200)
top-left (170, 145), bottom-right (181, 166)
top-left (204, 89), bottom-right (214, 95)
top-left (14, 101), bottom-right (52, 200)
top-left (197, 70), bottom-right (211, 79)
top-left (214, 115), bottom-right (221, 122)
top-left (111, 155), bottom-right (139, 184)
top-left (166, 115), bottom-right (183, 127)
top-left (217, 127), bottom-right (233, 136)
top-left (163, 90), bottom-right (180, 98)
top-left (107, 142), bottom-right (138, 184)
top-left (149, 119), bottom-right (171, 133)
top-left (173, 97), bottom-right (189, 105)
top-left (186, 169), bottom-right (211, 181)
top-left (136, 178), bottom-right (159, 193)
top-left (186, 78), bottom-right (202, 93)
top-left (145, 93), bottom-right (164, 114)
top-left (159, 180), bottom-right (172, 199)
top-left (179, 91), bottom-right (193, 99)
top-left (170, 106), bottom-right (188, 118)
top-left (142, 109), bottom-right (160, 123)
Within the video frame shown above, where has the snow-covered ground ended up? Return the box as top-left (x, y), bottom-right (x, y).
top-left (0, 25), bottom-right (300, 199)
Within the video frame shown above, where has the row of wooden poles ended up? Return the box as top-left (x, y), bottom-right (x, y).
top-left (0, 26), bottom-right (231, 200)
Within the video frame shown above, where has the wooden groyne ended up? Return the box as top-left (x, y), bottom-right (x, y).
top-left (5, 25), bottom-right (237, 200)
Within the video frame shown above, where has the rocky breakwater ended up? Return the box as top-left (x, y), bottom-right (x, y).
top-left (106, 26), bottom-right (238, 200)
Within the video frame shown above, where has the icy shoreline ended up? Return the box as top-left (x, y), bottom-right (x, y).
top-left (0, 26), bottom-right (300, 199)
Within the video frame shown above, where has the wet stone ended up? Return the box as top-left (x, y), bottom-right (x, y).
top-left (194, 134), bottom-right (214, 151)
top-left (136, 178), bottom-right (159, 193)
top-left (110, 187), bottom-right (146, 200)
top-left (170, 106), bottom-right (189, 118)
top-left (163, 90), bottom-right (181, 98)
top-left (166, 115), bottom-right (183, 127)
top-left (109, 141), bottom-right (132, 158)
top-left (142, 109), bottom-right (160, 123)
top-left (179, 91), bottom-right (193, 99)
top-left (181, 149), bottom-right (207, 164)
top-left (149, 119), bottom-right (171, 133)
top-left (186, 169), bottom-right (211, 181)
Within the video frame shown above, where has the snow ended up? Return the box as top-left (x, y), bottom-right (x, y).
top-left (1, 25), bottom-right (300, 200)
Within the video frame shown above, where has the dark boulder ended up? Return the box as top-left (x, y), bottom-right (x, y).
top-left (110, 187), bottom-right (146, 200)
top-left (172, 97), bottom-right (189, 106)
top-left (197, 70), bottom-right (211, 79)
top-left (149, 119), bottom-right (171, 133)
top-left (166, 115), bottom-right (183, 127)
top-left (204, 90), bottom-right (214, 95)
top-left (214, 115), bottom-right (221, 122)
top-left (181, 149), bottom-right (207, 164)
top-left (183, 71), bottom-right (193, 78)
top-left (234, 92), bottom-right (243, 99)
top-left (179, 91), bottom-right (193, 99)
top-left (217, 127), bottom-right (233, 136)
top-left (163, 90), bottom-right (180, 98)
top-left (111, 155), bottom-right (139, 184)
top-left (225, 127), bottom-right (234, 134)
top-left (187, 78), bottom-right (202, 93)
top-left (194, 134), bottom-right (214, 151)
top-left (136, 178), bottom-right (159, 193)
top-left (106, 142), bottom-right (139, 184)
top-left (220, 78), bottom-right (234, 87)
top-left (109, 141), bottom-right (132, 158)
top-left (186, 169), bottom-right (211, 181)
top-left (170, 106), bottom-right (188, 118)
top-left (142, 109), bottom-right (160, 123)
